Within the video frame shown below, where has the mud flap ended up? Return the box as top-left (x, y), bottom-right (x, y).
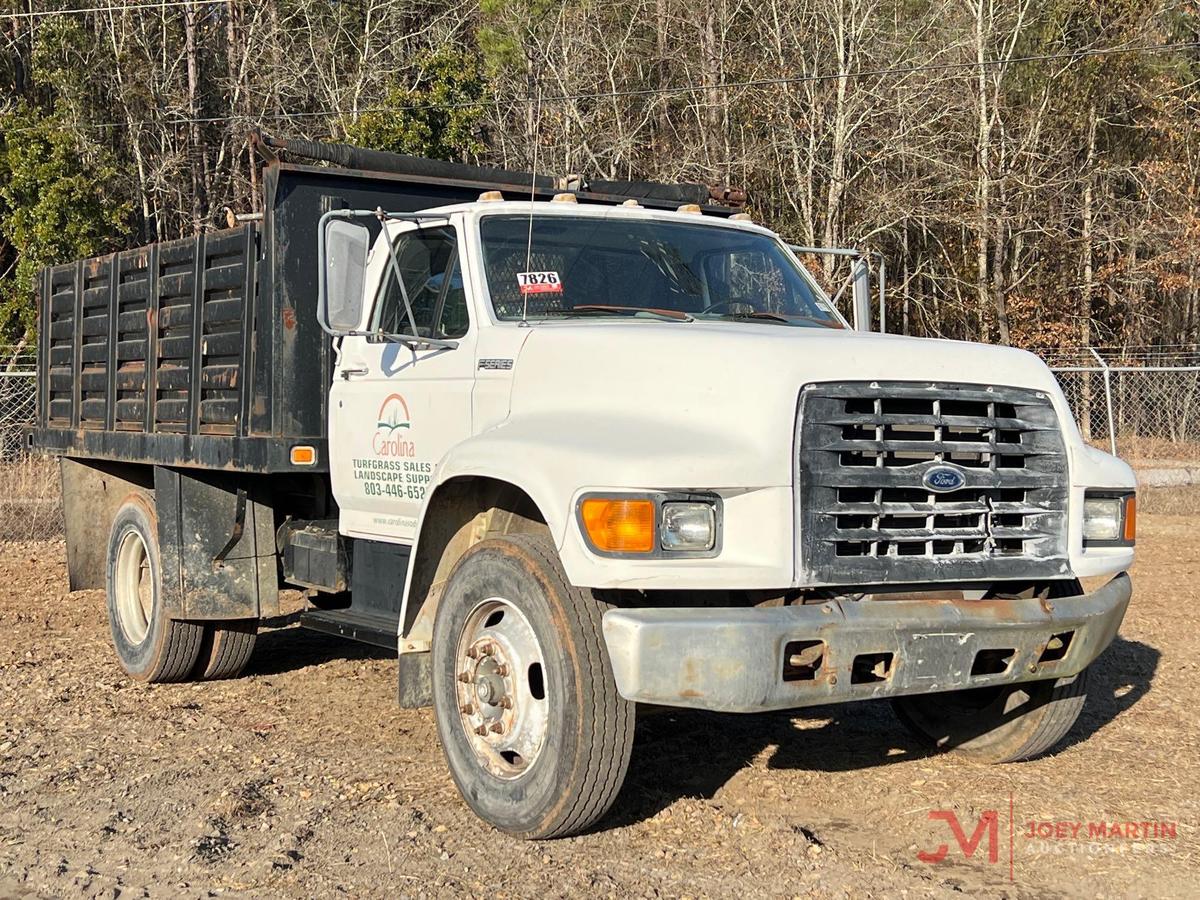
top-left (60, 458), bottom-right (154, 591)
top-left (397, 651), bottom-right (432, 708)
top-left (154, 466), bottom-right (278, 619)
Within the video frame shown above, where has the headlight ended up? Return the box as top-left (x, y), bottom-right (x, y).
top-left (1083, 492), bottom-right (1136, 545)
top-left (577, 493), bottom-right (721, 556)
top-left (660, 502), bottom-right (716, 552)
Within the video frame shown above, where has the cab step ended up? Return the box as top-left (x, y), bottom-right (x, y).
top-left (295, 537), bottom-right (410, 652)
top-left (298, 607), bottom-right (399, 650)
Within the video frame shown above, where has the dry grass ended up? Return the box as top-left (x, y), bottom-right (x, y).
top-left (1138, 484), bottom-right (1200, 515)
top-left (0, 455), bottom-right (62, 540)
top-left (1079, 433), bottom-right (1200, 465)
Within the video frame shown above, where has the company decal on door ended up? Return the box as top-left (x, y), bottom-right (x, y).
top-left (352, 393), bottom-right (433, 501)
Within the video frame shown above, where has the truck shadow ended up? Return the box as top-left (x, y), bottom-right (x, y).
top-left (604, 635), bottom-right (1158, 830)
top-left (245, 614), bottom-right (394, 676)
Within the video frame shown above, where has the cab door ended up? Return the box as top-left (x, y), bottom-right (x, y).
top-left (329, 221), bottom-right (476, 541)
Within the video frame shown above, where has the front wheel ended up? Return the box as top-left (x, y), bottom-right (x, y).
top-left (431, 533), bottom-right (634, 839)
top-left (892, 668), bottom-right (1089, 763)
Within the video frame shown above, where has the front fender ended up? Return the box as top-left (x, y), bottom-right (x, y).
top-left (415, 412), bottom-right (796, 591)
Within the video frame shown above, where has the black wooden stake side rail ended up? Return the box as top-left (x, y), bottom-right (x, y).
top-left (237, 223), bottom-right (257, 440)
top-left (71, 259), bottom-right (83, 430)
top-left (145, 243), bottom-right (160, 435)
top-left (105, 252), bottom-right (119, 432)
top-left (188, 232), bottom-right (207, 436)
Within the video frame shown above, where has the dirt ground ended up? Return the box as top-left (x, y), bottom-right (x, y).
top-left (0, 516), bottom-right (1196, 899)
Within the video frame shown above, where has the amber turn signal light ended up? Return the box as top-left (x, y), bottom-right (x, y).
top-left (580, 497), bottom-right (655, 553)
top-left (290, 445), bottom-right (317, 466)
top-left (1123, 494), bottom-right (1137, 543)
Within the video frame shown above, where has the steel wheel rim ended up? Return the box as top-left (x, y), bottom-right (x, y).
top-left (114, 528), bottom-right (153, 644)
top-left (454, 597), bottom-right (549, 780)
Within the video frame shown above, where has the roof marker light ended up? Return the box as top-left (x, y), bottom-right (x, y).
top-left (621, 199), bottom-right (641, 207)
top-left (478, 190), bottom-right (504, 202)
top-left (552, 192), bottom-right (578, 203)
top-left (677, 203), bottom-right (703, 215)
top-left (730, 213), bottom-right (753, 222)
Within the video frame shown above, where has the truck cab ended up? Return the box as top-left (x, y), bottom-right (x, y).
top-left (33, 139), bottom-right (1136, 840)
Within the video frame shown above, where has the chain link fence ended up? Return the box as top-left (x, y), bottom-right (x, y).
top-left (0, 362), bottom-right (62, 541)
top-left (1045, 347), bottom-right (1200, 465)
top-left (0, 343), bottom-right (1196, 542)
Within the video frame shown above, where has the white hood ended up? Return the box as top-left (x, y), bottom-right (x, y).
top-left (505, 320), bottom-right (1069, 490)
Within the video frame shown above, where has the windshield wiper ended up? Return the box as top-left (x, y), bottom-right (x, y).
top-left (565, 305), bottom-right (694, 322)
top-left (714, 311), bottom-right (843, 329)
top-left (717, 310), bottom-right (790, 324)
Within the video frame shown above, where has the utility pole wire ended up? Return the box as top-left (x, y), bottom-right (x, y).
top-left (3, 39), bottom-right (1198, 134)
top-left (0, 0), bottom-right (230, 20)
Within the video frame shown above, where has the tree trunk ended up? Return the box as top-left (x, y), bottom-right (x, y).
top-left (973, 0), bottom-right (992, 342)
top-left (184, 1), bottom-right (207, 233)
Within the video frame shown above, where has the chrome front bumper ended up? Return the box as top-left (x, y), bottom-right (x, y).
top-left (600, 574), bottom-right (1131, 712)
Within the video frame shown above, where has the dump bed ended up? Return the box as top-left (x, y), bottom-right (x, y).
top-left (30, 139), bottom-right (738, 473)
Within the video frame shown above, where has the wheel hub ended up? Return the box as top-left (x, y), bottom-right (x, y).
top-left (114, 528), bottom-right (153, 644)
top-left (454, 598), bottom-right (548, 779)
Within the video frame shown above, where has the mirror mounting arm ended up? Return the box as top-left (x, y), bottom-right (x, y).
top-left (375, 207), bottom-right (422, 341)
top-left (348, 330), bottom-right (459, 351)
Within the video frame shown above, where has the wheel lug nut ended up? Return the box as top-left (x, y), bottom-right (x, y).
top-left (457, 671), bottom-right (472, 683)
top-left (460, 702), bottom-right (474, 715)
top-left (466, 646), bottom-right (480, 659)
top-left (489, 721), bottom-right (504, 734)
top-left (494, 663), bottom-right (508, 677)
top-left (474, 724), bottom-right (490, 736)
top-left (498, 696), bottom-right (513, 709)
top-left (480, 643), bottom-right (494, 656)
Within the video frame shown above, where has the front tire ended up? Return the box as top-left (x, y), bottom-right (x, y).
top-left (892, 668), bottom-right (1089, 763)
top-left (105, 494), bottom-right (204, 683)
top-left (431, 533), bottom-right (634, 839)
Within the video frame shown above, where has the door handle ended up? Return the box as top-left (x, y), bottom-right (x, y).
top-left (340, 366), bottom-right (369, 380)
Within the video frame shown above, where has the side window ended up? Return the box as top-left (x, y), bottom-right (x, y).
top-left (374, 227), bottom-right (469, 339)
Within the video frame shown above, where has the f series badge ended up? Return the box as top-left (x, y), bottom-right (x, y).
top-left (478, 358), bottom-right (514, 370)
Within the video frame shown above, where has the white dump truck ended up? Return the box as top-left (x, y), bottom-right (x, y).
top-left (31, 135), bottom-right (1135, 838)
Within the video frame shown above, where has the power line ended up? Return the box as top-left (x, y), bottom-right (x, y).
top-left (515, 39), bottom-right (1200, 110)
top-left (0, 1), bottom-right (229, 20)
top-left (4, 38), bottom-right (1198, 134)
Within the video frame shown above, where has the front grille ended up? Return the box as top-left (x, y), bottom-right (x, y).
top-left (798, 381), bottom-right (1069, 584)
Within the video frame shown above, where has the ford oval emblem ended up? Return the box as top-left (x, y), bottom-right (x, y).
top-left (923, 465), bottom-right (966, 493)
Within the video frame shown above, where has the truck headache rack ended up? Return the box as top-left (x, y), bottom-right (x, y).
top-left (798, 381), bottom-right (1070, 583)
top-left (253, 131), bottom-right (747, 210)
top-left (29, 135), bottom-right (740, 473)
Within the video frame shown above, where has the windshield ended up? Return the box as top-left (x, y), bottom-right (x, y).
top-left (479, 214), bottom-right (844, 328)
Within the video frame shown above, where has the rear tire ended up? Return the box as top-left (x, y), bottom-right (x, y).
top-left (192, 620), bottom-right (258, 680)
top-left (431, 533), bottom-right (635, 839)
top-left (892, 668), bottom-right (1089, 763)
top-left (105, 494), bottom-right (204, 683)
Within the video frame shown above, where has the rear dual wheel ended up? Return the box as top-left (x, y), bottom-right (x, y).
top-left (106, 494), bottom-right (256, 683)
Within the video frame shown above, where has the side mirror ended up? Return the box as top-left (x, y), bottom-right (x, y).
top-left (318, 217), bottom-right (370, 334)
top-left (851, 256), bottom-right (872, 332)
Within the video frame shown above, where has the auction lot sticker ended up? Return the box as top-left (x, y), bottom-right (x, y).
top-left (517, 271), bottom-right (562, 294)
